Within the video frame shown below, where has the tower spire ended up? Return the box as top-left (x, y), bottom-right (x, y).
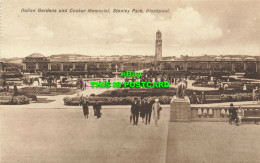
top-left (155, 30), bottom-right (162, 61)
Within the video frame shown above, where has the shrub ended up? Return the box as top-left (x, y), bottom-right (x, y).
top-left (11, 95), bottom-right (30, 105)
top-left (63, 97), bottom-right (72, 105)
top-left (111, 91), bottom-right (118, 96)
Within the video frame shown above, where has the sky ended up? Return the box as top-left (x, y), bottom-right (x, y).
top-left (1, 0), bottom-right (260, 58)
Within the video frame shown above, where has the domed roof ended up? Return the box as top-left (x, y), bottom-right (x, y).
top-left (26, 53), bottom-right (46, 58)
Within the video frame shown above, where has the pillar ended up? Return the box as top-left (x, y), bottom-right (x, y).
top-left (97, 63), bottom-right (100, 69)
top-left (60, 63), bottom-right (63, 71)
top-left (243, 62), bottom-right (247, 71)
top-left (183, 62), bottom-right (187, 71)
top-left (207, 62), bottom-right (211, 69)
top-left (48, 63), bottom-right (51, 70)
top-left (256, 62), bottom-right (258, 72)
top-left (84, 63), bottom-right (88, 71)
top-left (120, 63), bottom-right (124, 71)
top-left (171, 63), bottom-right (175, 70)
top-left (219, 62), bottom-right (223, 70)
top-left (23, 63), bottom-right (26, 70)
top-left (231, 63), bottom-right (235, 71)
top-left (72, 63), bottom-right (76, 70)
top-left (35, 63), bottom-right (39, 70)
top-left (108, 63), bottom-right (112, 69)
top-left (182, 62), bottom-right (185, 70)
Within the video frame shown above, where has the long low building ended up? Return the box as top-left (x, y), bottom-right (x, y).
top-left (22, 53), bottom-right (154, 72)
top-left (21, 53), bottom-right (260, 73)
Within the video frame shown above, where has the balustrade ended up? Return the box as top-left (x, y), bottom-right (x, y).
top-left (191, 106), bottom-right (260, 122)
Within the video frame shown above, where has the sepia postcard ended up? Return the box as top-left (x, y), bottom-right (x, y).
top-left (1, 0), bottom-right (260, 163)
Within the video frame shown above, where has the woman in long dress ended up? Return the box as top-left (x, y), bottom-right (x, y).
top-left (152, 98), bottom-right (162, 127)
top-left (82, 99), bottom-right (89, 119)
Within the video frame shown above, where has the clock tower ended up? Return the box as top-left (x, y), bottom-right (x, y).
top-left (155, 30), bottom-right (162, 61)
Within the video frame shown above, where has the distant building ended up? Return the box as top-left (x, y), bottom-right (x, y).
top-left (22, 53), bottom-right (50, 71)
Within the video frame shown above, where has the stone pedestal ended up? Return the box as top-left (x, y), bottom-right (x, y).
top-left (170, 96), bottom-right (191, 122)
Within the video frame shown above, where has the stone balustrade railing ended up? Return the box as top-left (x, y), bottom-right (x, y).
top-left (190, 106), bottom-right (260, 122)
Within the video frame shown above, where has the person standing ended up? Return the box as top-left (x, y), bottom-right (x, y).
top-left (214, 79), bottom-right (217, 89)
top-left (131, 98), bottom-right (140, 125)
top-left (236, 106), bottom-right (244, 126)
top-left (229, 103), bottom-right (237, 125)
top-left (13, 84), bottom-right (18, 96)
top-left (243, 84), bottom-right (247, 91)
top-left (139, 97), bottom-right (145, 123)
top-left (79, 94), bottom-right (84, 106)
top-left (253, 86), bottom-right (258, 102)
top-left (82, 99), bottom-right (89, 119)
top-left (93, 100), bottom-right (97, 116)
top-left (200, 92), bottom-right (206, 104)
top-left (144, 99), bottom-right (152, 125)
top-left (94, 101), bottom-right (102, 118)
top-left (152, 98), bottom-right (162, 127)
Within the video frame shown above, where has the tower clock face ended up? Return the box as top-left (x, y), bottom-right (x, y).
top-left (157, 41), bottom-right (161, 45)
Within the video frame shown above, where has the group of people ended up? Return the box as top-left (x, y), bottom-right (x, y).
top-left (130, 97), bottom-right (162, 127)
top-left (190, 92), bottom-right (206, 104)
top-left (76, 77), bottom-right (87, 90)
top-left (80, 95), bottom-right (102, 119)
top-left (229, 103), bottom-right (244, 126)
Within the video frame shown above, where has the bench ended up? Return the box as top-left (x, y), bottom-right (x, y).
top-left (243, 109), bottom-right (260, 124)
top-left (61, 83), bottom-right (77, 88)
top-left (205, 95), bottom-right (221, 103)
top-left (42, 83), bottom-right (57, 87)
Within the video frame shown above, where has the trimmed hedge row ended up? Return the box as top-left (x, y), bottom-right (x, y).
top-left (98, 88), bottom-right (252, 97)
top-left (0, 95), bottom-right (30, 105)
top-left (220, 93), bottom-right (252, 102)
top-left (42, 83), bottom-right (57, 87)
top-left (20, 87), bottom-right (73, 95)
top-left (63, 96), bottom-right (172, 106)
top-left (61, 83), bottom-right (77, 88)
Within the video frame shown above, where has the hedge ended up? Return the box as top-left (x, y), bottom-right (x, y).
top-left (63, 96), bottom-right (172, 106)
top-left (0, 95), bottom-right (30, 105)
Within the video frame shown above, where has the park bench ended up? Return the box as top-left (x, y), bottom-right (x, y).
top-left (42, 83), bottom-right (57, 87)
top-left (61, 83), bottom-right (77, 88)
top-left (242, 109), bottom-right (260, 124)
top-left (0, 96), bottom-right (12, 104)
top-left (205, 95), bottom-right (221, 103)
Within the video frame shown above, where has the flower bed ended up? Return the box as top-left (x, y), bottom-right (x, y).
top-left (220, 93), bottom-right (252, 102)
top-left (98, 88), bottom-right (250, 98)
top-left (19, 87), bottom-right (77, 96)
top-left (0, 94), bottom-right (30, 105)
top-left (63, 96), bottom-right (172, 106)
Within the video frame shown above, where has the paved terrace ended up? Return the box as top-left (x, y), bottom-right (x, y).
top-left (1, 106), bottom-right (260, 163)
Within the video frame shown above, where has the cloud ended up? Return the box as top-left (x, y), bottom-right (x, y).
top-left (76, 8), bottom-right (223, 45)
top-left (168, 7), bottom-right (223, 43)
top-left (33, 26), bottom-right (54, 38)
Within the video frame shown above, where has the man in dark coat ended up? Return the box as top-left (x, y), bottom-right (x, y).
top-left (94, 101), bottom-right (102, 118)
top-left (139, 97), bottom-right (145, 123)
top-left (82, 99), bottom-right (89, 119)
top-left (229, 103), bottom-right (237, 124)
top-left (131, 98), bottom-right (140, 125)
top-left (144, 99), bottom-right (152, 125)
